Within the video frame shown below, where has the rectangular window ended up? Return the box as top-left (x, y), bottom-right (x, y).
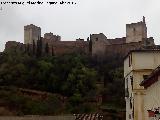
top-left (126, 78), bottom-right (128, 88)
top-left (129, 54), bottom-right (132, 67)
top-left (129, 114), bottom-right (132, 119)
top-left (130, 76), bottom-right (133, 90)
top-left (129, 56), bottom-right (131, 67)
top-left (143, 75), bottom-right (149, 80)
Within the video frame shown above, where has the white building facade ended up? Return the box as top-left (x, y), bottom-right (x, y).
top-left (140, 66), bottom-right (160, 120)
top-left (124, 50), bottom-right (160, 120)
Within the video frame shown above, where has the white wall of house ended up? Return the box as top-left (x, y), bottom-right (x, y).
top-left (144, 76), bottom-right (160, 120)
top-left (124, 50), bottom-right (160, 120)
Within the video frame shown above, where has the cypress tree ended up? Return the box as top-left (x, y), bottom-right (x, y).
top-left (32, 40), bottom-right (36, 55)
top-left (27, 43), bottom-right (30, 54)
top-left (45, 43), bottom-right (49, 55)
top-left (36, 36), bottom-right (42, 57)
top-left (89, 39), bottom-right (92, 53)
top-left (51, 46), bottom-right (55, 56)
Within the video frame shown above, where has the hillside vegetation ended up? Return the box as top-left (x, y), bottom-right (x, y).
top-left (0, 51), bottom-right (125, 115)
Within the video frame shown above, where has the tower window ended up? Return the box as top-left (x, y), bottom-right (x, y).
top-left (133, 28), bottom-right (136, 32)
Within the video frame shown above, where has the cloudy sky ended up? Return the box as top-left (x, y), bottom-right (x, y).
top-left (0, 0), bottom-right (160, 51)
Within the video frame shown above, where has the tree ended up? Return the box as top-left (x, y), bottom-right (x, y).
top-left (45, 43), bottom-right (49, 55)
top-left (62, 65), bottom-right (97, 96)
top-left (36, 37), bottom-right (43, 57)
top-left (89, 39), bottom-right (92, 53)
top-left (27, 44), bottom-right (30, 54)
top-left (51, 46), bottom-right (55, 56)
top-left (32, 40), bottom-right (36, 55)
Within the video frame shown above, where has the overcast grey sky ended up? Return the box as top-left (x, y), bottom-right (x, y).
top-left (0, 0), bottom-right (160, 51)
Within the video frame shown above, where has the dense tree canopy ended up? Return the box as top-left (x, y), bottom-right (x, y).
top-left (0, 51), bottom-right (125, 114)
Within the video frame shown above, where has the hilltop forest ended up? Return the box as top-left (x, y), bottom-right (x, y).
top-left (0, 49), bottom-right (125, 116)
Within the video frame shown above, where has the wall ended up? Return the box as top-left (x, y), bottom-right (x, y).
top-left (125, 72), bottom-right (133, 120)
top-left (107, 37), bottom-right (126, 44)
top-left (5, 41), bottom-right (25, 52)
top-left (42, 39), bottom-right (89, 55)
top-left (105, 42), bottom-right (142, 58)
top-left (133, 51), bottom-right (160, 70)
top-left (124, 51), bottom-right (160, 78)
top-left (24, 24), bottom-right (41, 44)
top-left (126, 21), bottom-right (147, 43)
top-left (90, 33), bottom-right (110, 57)
top-left (123, 50), bottom-right (160, 120)
top-left (44, 33), bottom-right (61, 41)
top-left (4, 38), bottom-right (89, 56)
top-left (0, 116), bottom-right (75, 120)
top-left (144, 76), bottom-right (160, 120)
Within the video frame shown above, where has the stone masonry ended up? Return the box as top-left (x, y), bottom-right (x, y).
top-left (5, 17), bottom-right (155, 58)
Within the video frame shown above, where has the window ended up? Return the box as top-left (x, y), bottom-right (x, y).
top-left (130, 76), bottom-right (133, 90)
top-left (129, 114), bottom-right (132, 119)
top-left (130, 98), bottom-right (132, 109)
top-left (126, 78), bottom-right (128, 88)
top-left (129, 56), bottom-right (131, 67)
top-left (125, 78), bottom-right (129, 97)
top-left (96, 38), bottom-right (98, 41)
top-left (143, 75), bottom-right (149, 80)
top-left (129, 54), bottom-right (132, 67)
top-left (133, 28), bottom-right (136, 32)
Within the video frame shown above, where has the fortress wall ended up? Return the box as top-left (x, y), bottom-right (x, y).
top-left (105, 42), bottom-right (143, 57)
top-left (5, 40), bottom-right (89, 56)
top-left (4, 40), bottom-right (142, 57)
top-left (5, 39), bottom-right (149, 58)
top-left (5, 41), bottom-right (25, 52)
top-left (41, 38), bottom-right (89, 55)
top-left (49, 41), bottom-right (89, 55)
top-left (107, 37), bottom-right (126, 45)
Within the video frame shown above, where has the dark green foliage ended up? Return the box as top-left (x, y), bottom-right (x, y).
top-left (32, 40), bottom-right (36, 55)
top-left (0, 88), bottom-right (62, 115)
top-left (45, 43), bottom-right (49, 55)
top-left (0, 51), bottom-right (125, 114)
top-left (89, 39), bottom-right (92, 53)
top-left (51, 46), bottom-right (55, 56)
top-left (26, 44), bottom-right (30, 54)
top-left (0, 52), bottom-right (97, 95)
top-left (36, 37), bottom-right (43, 57)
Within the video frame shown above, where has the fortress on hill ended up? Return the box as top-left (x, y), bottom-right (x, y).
top-left (5, 17), bottom-right (157, 58)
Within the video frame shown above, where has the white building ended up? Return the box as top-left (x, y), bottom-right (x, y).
top-left (124, 50), bottom-right (160, 120)
top-left (140, 65), bottom-right (160, 120)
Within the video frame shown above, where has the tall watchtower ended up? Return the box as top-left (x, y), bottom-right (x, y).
top-left (126, 17), bottom-right (147, 43)
top-left (24, 24), bottom-right (41, 44)
top-left (90, 33), bottom-right (110, 58)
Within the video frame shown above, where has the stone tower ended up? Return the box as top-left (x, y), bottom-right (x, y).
top-left (126, 17), bottom-right (147, 43)
top-left (44, 32), bottom-right (61, 41)
top-left (90, 33), bottom-right (110, 58)
top-left (24, 24), bottom-right (41, 44)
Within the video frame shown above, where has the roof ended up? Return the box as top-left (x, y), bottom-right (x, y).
top-left (123, 49), bottom-right (160, 60)
top-left (140, 65), bottom-right (160, 88)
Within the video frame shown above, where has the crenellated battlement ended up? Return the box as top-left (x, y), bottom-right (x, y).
top-left (5, 17), bottom-right (156, 59)
top-left (24, 24), bottom-right (41, 30)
